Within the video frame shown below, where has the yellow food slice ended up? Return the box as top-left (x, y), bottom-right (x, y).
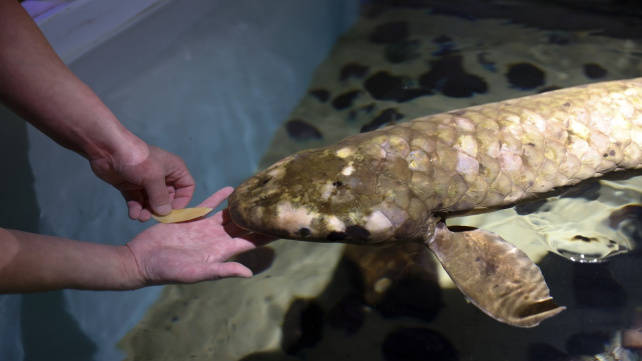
top-left (152, 207), bottom-right (214, 223)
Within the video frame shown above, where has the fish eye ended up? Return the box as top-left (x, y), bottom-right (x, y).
top-left (299, 228), bottom-right (311, 237)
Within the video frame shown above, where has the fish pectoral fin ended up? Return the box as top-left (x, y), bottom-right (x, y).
top-left (426, 222), bottom-right (564, 328)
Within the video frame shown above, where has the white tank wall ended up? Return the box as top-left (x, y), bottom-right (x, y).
top-left (0, 0), bottom-right (358, 360)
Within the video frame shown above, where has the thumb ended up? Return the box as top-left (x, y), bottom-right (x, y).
top-left (145, 178), bottom-right (172, 215)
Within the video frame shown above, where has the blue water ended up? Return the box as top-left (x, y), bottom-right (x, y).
top-left (0, 1), bottom-right (357, 360)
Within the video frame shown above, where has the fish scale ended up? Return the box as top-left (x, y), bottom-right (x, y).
top-left (392, 79), bottom-right (642, 214)
top-left (228, 78), bottom-right (642, 327)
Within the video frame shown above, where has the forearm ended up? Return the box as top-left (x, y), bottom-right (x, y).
top-left (0, 0), bottom-right (147, 162)
top-left (0, 228), bottom-right (143, 293)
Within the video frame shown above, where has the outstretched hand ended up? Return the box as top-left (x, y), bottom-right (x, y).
top-left (125, 187), bottom-right (276, 286)
top-left (90, 145), bottom-right (196, 222)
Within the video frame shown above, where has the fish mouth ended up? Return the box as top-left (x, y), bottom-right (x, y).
top-left (227, 188), bottom-right (283, 237)
top-left (228, 178), bottom-right (269, 232)
top-left (227, 187), bottom-right (250, 230)
top-left (227, 174), bottom-right (293, 239)
top-left (228, 156), bottom-right (292, 232)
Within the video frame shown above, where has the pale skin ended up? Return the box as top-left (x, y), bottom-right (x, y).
top-left (0, 0), bottom-right (273, 293)
top-left (0, 188), bottom-right (275, 293)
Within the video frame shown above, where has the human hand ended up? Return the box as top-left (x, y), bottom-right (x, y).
top-left (89, 144), bottom-right (195, 222)
top-left (124, 187), bottom-right (276, 286)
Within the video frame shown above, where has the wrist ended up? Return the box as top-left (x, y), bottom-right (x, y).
top-left (81, 115), bottom-right (149, 165)
top-left (0, 230), bottom-right (150, 292)
top-left (107, 130), bottom-right (150, 167)
top-left (116, 244), bottom-right (147, 290)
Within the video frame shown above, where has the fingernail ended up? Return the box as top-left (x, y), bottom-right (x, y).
top-left (156, 204), bottom-right (172, 215)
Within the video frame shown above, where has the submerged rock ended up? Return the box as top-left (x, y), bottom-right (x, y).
top-left (281, 298), bottom-right (325, 355)
top-left (285, 119), bottom-right (323, 141)
top-left (369, 21), bottom-right (410, 44)
top-left (419, 55), bottom-right (488, 97)
top-left (584, 63), bottom-right (608, 79)
top-left (332, 90), bottom-right (362, 110)
top-left (384, 40), bottom-right (421, 64)
top-left (364, 71), bottom-right (408, 101)
top-left (360, 108), bottom-right (403, 133)
top-left (308, 88), bottom-right (330, 102)
top-left (506, 62), bottom-right (545, 90)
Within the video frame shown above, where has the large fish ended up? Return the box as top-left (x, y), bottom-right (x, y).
top-left (228, 78), bottom-right (642, 328)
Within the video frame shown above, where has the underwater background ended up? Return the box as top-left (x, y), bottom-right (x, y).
top-left (120, 1), bottom-right (642, 360)
top-left (2, 1), bottom-right (642, 360)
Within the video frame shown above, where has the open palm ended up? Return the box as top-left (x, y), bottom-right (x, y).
top-left (126, 187), bottom-right (275, 286)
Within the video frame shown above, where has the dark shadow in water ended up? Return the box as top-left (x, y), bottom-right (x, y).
top-left (237, 240), bottom-right (642, 361)
top-left (0, 108), bottom-right (39, 233)
top-left (239, 242), bottom-right (449, 361)
top-left (0, 107), bottom-right (97, 361)
top-left (21, 292), bottom-right (97, 361)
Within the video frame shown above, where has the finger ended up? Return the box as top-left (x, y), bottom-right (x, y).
top-left (170, 171), bottom-right (196, 210)
top-left (207, 262), bottom-right (253, 279)
top-left (197, 187), bottom-right (234, 209)
top-left (223, 234), bottom-right (277, 260)
top-left (138, 208), bottom-right (153, 222)
top-left (213, 236), bottom-right (263, 261)
top-left (145, 178), bottom-right (172, 216)
top-left (171, 185), bottom-right (195, 210)
top-left (122, 190), bottom-right (144, 220)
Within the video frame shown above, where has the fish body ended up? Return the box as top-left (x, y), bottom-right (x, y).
top-left (228, 78), bottom-right (642, 327)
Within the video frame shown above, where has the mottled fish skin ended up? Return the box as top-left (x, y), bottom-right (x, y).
top-left (229, 78), bottom-right (642, 245)
top-left (229, 78), bottom-right (642, 328)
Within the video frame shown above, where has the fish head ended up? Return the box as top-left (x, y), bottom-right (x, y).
top-left (228, 142), bottom-right (430, 245)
